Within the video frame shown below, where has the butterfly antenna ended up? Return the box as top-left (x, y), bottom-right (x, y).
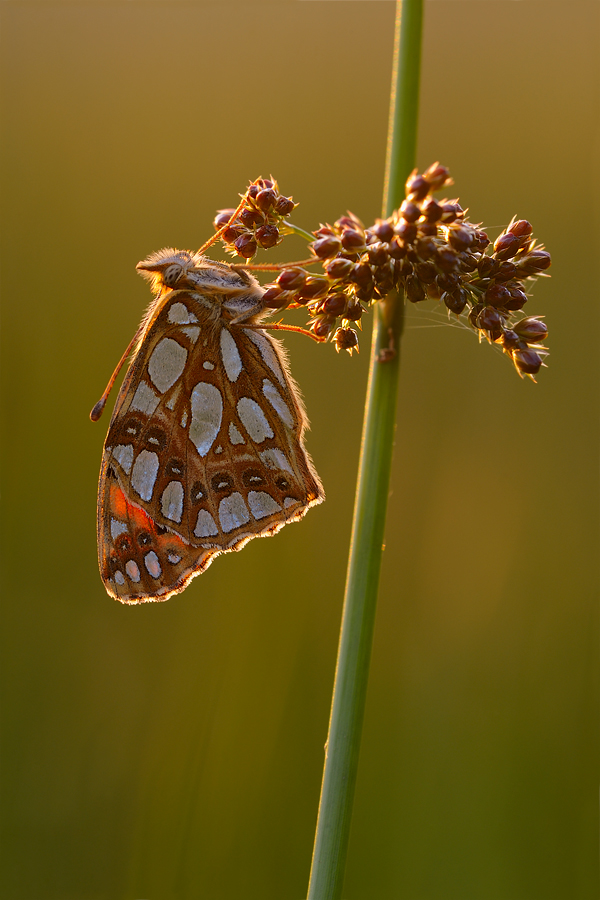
top-left (197, 193), bottom-right (249, 256)
top-left (90, 324), bottom-right (145, 422)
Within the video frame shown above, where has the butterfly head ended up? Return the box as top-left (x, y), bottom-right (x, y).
top-left (136, 249), bottom-right (196, 294)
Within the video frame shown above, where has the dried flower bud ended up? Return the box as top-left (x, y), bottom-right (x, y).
top-left (421, 197), bottom-right (444, 223)
top-left (504, 285), bottom-right (528, 311)
top-left (312, 235), bottom-right (343, 259)
top-left (344, 299), bottom-right (364, 321)
top-left (222, 224), bottom-right (246, 244)
top-left (494, 233), bottom-right (521, 260)
top-left (495, 261), bottom-right (518, 282)
top-left (388, 237), bottom-right (407, 260)
top-left (471, 230), bottom-right (491, 251)
top-left (274, 195), bottom-right (295, 216)
top-left (341, 229), bottom-right (366, 252)
top-left (435, 246), bottom-right (459, 273)
top-left (277, 267), bottom-right (306, 291)
top-left (247, 184), bottom-right (260, 201)
top-left (262, 286), bottom-right (286, 309)
top-left (501, 330), bottom-right (524, 352)
top-left (234, 233), bottom-right (258, 258)
top-left (334, 327), bottom-right (359, 354)
top-left (513, 348), bottom-right (543, 375)
top-left (513, 317), bottom-right (548, 343)
top-left (367, 242), bottom-right (390, 267)
top-left (477, 305), bottom-right (505, 339)
top-left (478, 256), bottom-right (500, 279)
top-left (468, 303), bottom-right (484, 328)
top-left (415, 261), bottom-right (437, 283)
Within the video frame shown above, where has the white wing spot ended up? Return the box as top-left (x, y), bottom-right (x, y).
top-left (148, 338), bottom-right (188, 393)
top-left (144, 551), bottom-right (162, 578)
top-left (130, 381), bottom-right (159, 415)
top-left (181, 409), bottom-right (188, 427)
top-left (203, 361), bottom-right (215, 370)
top-left (259, 448), bottom-right (293, 474)
top-left (215, 445), bottom-right (223, 454)
top-left (168, 552), bottom-right (182, 564)
top-left (125, 560), bottom-right (141, 582)
top-left (181, 326), bottom-right (200, 343)
top-left (114, 571), bottom-right (125, 585)
top-left (237, 397), bottom-right (274, 443)
top-left (160, 481), bottom-right (184, 523)
top-left (229, 423), bottom-right (245, 445)
top-left (219, 492), bottom-right (250, 533)
top-left (284, 497), bottom-right (300, 509)
top-left (194, 509), bottom-right (219, 538)
top-left (112, 444), bottom-right (133, 475)
top-left (189, 382), bottom-right (223, 456)
top-left (131, 449), bottom-right (160, 501)
top-left (110, 518), bottom-right (128, 539)
top-left (220, 328), bottom-right (243, 382)
top-left (243, 329), bottom-right (286, 387)
top-left (168, 302), bottom-right (198, 324)
top-left (262, 379), bottom-right (294, 427)
top-left (248, 491), bottom-right (282, 520)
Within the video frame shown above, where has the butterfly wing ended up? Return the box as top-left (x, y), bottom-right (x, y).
top-left (97, 287), bottom-right (323, 603)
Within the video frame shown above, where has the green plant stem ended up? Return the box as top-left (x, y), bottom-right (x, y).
top-left (306, 2), bottom-right (423, 899)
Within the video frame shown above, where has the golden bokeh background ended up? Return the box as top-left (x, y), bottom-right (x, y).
top-left (1, 2), bottom-right (597, 898)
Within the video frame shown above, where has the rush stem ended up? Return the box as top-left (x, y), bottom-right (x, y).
top-left (307, 2), bottom-right (424, 898)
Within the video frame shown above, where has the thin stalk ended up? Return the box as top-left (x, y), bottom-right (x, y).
top-left (307, 2), bottom-right (423, 899)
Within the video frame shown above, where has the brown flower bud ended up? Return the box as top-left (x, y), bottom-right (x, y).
top-left (443, 287), bottom-right (469, 314)
top-left (516, 249), bottom-right (552, 274)
top-left (477, 305), bottom-right (505, 339)
top-left (448, 225), bottom-right (474, 251)
top-left (341, 229), bottom-right (366, 252)
top-left (399, 200), bottom-right (421, 223)
top-left (435, 246), bottom-right (459, 272)
top-left (262, 286), bottom-right (286, 309)
top-left (334, 327), bottom-right (359, 354)
top-left (439, 201), bottom-right (463, 224)
top-left (312, 235), bottom-right (342, 259)
top-left (310, 316), bottom-right (335, 339)
top-left (351, 263), bottom-right (374, 289)
top-left (419, 222), bottom-right (439, 237)
top-left (494, 233), bottom-right (521, 260)
top-left (468, 303), bottom-right (484, 328)
top-left (504, 285), bottom-right (528, 311)
top-left (513, 348), bottom-right (543, 375)
top-left (485, 283), bottom-right (511, 307)
top-left (256, 224), bottom-right (280, 248)
top-left (239, 207), bottom-right (264, 228)
top-left (322, 292), bottom-right (348, 315)
top-left (405, 274), bottom-right (426, 303)
top-left (501, 330), bottom-right (524, 351)
top-left (395, 220), bottom-right (418, 243)
top-left (367, 242), bottom-right (390, 267)
top-left (234, 233), bottom-right (258, 258)
top-left (415, 236), bottom-right (436, 259)
top-left (415, 261), bottom-right (437, 284)
top-left (214, 209), bottom-right (236, 229)
top-left (372, 221), bottom-right (395, 242)
top-left (477, 256), bottom-right (500, 279)
top-left (421, 198), bottom-right (444, 222)
top-left (254, 188), bottom-right (277, 212)
top-left (277, 267), bottom-right (306, 291)
top-left (325, 257), bottom-right (354, 280)
top-left (513, 317), bottom-right (548, 343)
top-left (508, 219), bottom-right (533, 238)
top-left (423, 162), bottom-right (451, 190)
top-left (495, 261), bottom-right (518, 282)
top-left (299, 276), bottom-right (329, 301)
top-left (406, 172), bottom-right (430, 202)
top-left (344, 299), bottom-right (364, 321)
top-left (388, 237), bottom-right (407, 260)
top-left (274, 195), bottom-right (295, 216)
top-left (247, 184), bottom-right (260, 201)
top-left (458, 252), bottom-right (478, 273)
top-left (472, 230), bottom-right (490, 251)
top-left (222, 224), bottom-right (246, 244)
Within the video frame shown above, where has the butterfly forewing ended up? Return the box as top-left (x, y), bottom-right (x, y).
top-left (97, 257), bottom-right (324, 604)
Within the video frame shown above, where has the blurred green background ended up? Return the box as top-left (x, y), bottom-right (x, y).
top-left (1, 2), bottom-right (597, 898)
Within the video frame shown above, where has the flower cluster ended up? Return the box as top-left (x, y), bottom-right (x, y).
top-left (214, 165), bottom-right (551, 376)
top-left (213, 178), bottom-right (296, 260)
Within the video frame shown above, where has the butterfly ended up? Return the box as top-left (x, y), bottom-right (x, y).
top-left (94, 249), bottom-right (324, 604)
